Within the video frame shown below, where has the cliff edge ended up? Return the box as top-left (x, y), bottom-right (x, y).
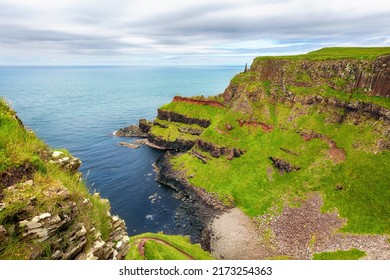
top-left (0, 99), bottom-right (129, 260)
top-left (136, 47), bottom-right (390, 260)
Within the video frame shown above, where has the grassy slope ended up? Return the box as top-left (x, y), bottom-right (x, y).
top-left (154, 48), bottom-right (390, 235)
top-left (0, 99), bottom-right (111, 259)
top-left (126, 232), bottom-right (214, 260)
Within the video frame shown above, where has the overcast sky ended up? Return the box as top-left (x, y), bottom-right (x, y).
top-left (0, 0), bottom-right (389, 65)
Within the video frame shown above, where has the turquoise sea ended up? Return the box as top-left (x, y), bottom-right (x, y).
top-left (0, 65), bottom-right (241, 238)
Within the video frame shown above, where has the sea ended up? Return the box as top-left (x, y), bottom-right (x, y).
top-left (0, 65), bottom-right (241, 237)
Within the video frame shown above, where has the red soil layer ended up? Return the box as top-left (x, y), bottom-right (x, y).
top-left (173, 96), bottom-right (224, 108)
top-left (300, 131), bottom-right (346, 162)
top-left (237, 120), bottom-right (273, 132)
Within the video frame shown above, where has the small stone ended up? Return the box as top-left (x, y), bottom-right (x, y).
top-left (225, 123), bottom-right (233, 130)
top-left (115, 241), bottom-right (123, 249)
top-left (19, 220), bottom-right (29, 227)
top-left (38, 212), bottom-right (51, 220)
top-left (76, 224), bottom-right (87, 237)
top-left (112, 215), bottom-right (119, 222)
top-left (51, 250), bottom-right (63, 260)
top-left (26, 222), bottom-right (42, 230)
top-left (22, 180), bottom-right (34, 187)
top-left (52, 151), bottom-right (64, 158)
top-left (0, 225), bottom-right (7, 241)
top-left (0, 202), bottom-right (5, 211)
top-left (83, 198), bottom-right (90, 204)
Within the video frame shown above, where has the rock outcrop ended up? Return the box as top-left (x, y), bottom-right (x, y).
top-left (222, 54), bottom-right (390, 119)
top-left (49, 151), bottom-right (81, 173)
top-left (157, 109), bottom-right (211, 128)
top-left (247, 54), bottom-right (390, 97)
top-left (147, 133), bottom-right (196, 152)
top-left (154, 153), bottom-right (229, 246)
top-left (196, 140), bottom-right (245, 159)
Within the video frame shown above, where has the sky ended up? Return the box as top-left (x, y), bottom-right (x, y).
top-left (0, 0), bottom-right (389, 66)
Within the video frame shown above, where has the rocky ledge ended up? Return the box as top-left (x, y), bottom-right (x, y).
top-left (154, 152), bottom-right (229, 248)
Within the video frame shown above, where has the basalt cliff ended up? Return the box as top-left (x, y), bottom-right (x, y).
top-left (121, 47), bottom-right (390, 260)
top-left (0, 100), bottom-right (130, 260)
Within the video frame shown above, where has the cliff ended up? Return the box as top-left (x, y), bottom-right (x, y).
top-left (0, 100), bottom-right (129, 260)
top-left (139, 47), bottom-right (390, 259)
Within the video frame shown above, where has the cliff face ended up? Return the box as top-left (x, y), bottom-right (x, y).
top-left (0, 100), bottom-right (129, 260)
top-left (140, 48), bottom-right (390, 259)
top-left (222, 53), bottom-right (390, 121)
top-left (247, 55), bottom-right (390, 97)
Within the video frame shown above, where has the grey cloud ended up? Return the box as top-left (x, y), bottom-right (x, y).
top-left (1, 1), bottom-right (389, 65)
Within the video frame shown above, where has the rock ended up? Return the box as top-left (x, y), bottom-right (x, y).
top-left (147, 133), bottom-right (196, 151)
top-left (0, 225), bottom-right (7, 241)
top-left (112, 215), bottom-right (119, 222)
top-left (114, 124), bottom-right (148, 137)
top-left (51, 250), bottom-right (63, 260)
top-left (115, 241), bottom-right (123, 249)
top-left (227, 149), bottom-right (235, 160)
top-left (76, 224), bottom-right (87, 237)
top-left (25, 222), bottom-right (42, 230)
top-left (52, 151), bottom-right (64, 158)
top-left (269, 157), bottom-right (301, 174)
top-left (178, 126), bottom-right (204, 136)
top-left (50, 152), bottom-right (81, 173)
top-left (118, 142), bottom-right (140, 149)
top-left (22, 180), bottom-right (34, 187)
top-left (157, 109), bottom-right (211, 128)
top-left (225, 123), bottom-right (234, 130)
top-left (63, 236), bottom-right (87, 260)
top-left (139, 119), bottom-right (152, 133)
top-left (38, 212), bottom-right (51, 220)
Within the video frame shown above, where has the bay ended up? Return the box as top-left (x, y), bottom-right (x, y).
top-left (0, 65), bottom-right (241, 237)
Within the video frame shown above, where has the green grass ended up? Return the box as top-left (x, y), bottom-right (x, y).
top-left (160, 97), bottom-right (390, 234)
top-left (160, 102), bottom-right (224, 123)
top-left (0, 99), bottom-right (47, 173)
top-left (0, 99), bottom-right (112, 259)
top-left (313, 249), bottom-right (366, 260)
top-left (254, 47), bottom-right (390, 62)
top-left (126, 232), bottom-right (214, 260)
top-left (150, 120), bottom-right (200, 142)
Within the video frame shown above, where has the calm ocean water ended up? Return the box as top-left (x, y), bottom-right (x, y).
top-left (0, 65), bottom-right (241, 236)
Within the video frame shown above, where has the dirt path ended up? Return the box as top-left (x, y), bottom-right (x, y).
top-left (209, 195), bottom-right (390, 260)
top-left (209, 208), bottom-right (273, 259)
top-left (136, 237), bottom-right (195, 260)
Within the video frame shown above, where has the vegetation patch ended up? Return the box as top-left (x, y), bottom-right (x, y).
top-left (126, 232), bottom-right (214, 260)
top-left (313, 248), bottom-right (366, 260)
top-left (0, 99), bottom-right (112, 259)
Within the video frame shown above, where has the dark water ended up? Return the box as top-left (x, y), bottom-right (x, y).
top-left (0, 65), bottom-right (240, 236)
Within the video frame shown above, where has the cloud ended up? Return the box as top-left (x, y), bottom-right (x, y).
top-left (0, 0), bottom-right (389, 65)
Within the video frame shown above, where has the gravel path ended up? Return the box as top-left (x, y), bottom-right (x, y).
top-left (209, 208), bottom-right (273, 259)
top-left (209, 195), bottom-right (390, 260)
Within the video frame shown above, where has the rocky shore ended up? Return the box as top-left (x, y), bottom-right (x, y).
top-left (154, 152), bottom-right (228, 248)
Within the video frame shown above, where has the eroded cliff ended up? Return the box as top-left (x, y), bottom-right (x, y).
top-left (134, 47), bottom-right (390, 259)
top-left (0, 100), bottom-right (129, 260)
